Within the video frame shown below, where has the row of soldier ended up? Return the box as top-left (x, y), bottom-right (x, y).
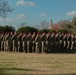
top-left (0, 32), bottom-right (76, 53)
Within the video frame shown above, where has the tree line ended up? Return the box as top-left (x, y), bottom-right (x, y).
top-left (0, 25), bottom-right (69, 34)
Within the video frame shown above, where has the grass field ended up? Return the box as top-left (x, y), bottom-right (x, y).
top-left (0, 52), bottom-right (76, 75)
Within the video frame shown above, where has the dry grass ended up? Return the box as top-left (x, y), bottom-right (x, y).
top-left (0, 52), bottom-right (76, 75)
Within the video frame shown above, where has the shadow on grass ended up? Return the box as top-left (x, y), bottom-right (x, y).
top-left (0, 68), bottom-right (76, 75)
top-left (0, 68), bottom-right (35, 71)
top-left (53, 73), bottom-right (76, 75)
top-left (0, 68), bottom-right (36, 75)
top-left (0, 72), bottom-right (8, 75)
top-left (0, 71), bottom-right (76, 75)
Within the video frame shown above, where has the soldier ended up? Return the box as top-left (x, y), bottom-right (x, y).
top-left (51, 32), bottom-right (55, 53)
top-left (35, 32), bottom-right (41, 53)
top-left (58, 32), bottom-right (64, 52)
top-left (54, 33), bottom-right (59, 53)
top-left (17, 32), bottom-right (22, 52)
top-left (11, 32), bottom-right (17, 52)
top-left (41, 32), bottom-right (46, 53)
top-left (22, 33), bottom-right (27, 53)
top-left (74, 35), bottom-right (76, 51)
top-left (0, 33), bottom-right (4, 51)
top-left (71, 34), bottom-right (75, 51)
top-left (5, 32), bottom-right (10, 52)
top-left (27, 32), bottom-right (32, 53)
top-left (0, 33), bottom-right (1, 51)
top-left (63, 33), bottom-right (67, 52)
top-left (67, 33), bottom-right (71, 52)
top-left (9, 32), bottom-right (13, 52)
top-left (46, 32), bottom-right (51, 53)
top-left (32, 32), bottom-right (36, 53)
top-left (3, 33), bottom-right (6, 51)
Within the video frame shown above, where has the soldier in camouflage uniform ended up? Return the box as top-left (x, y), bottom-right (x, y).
top-left (5, 32), bottom-right (10, 52)
top-left (0, 33), bottom-right (1, 51)
top-left (63, 33), bottom-right (67, 52)
top-left (41, 32), bottom-right (46, 53)
top-left (32, 32), bottom-right (36, 53)
top-left (0, 33), bottom-right (4, 51)
top-left (22, 33), bottom-right (27, 53)
top-left (51, 32), bottom-right (55, 53)
top-left (11, 32), bottom-right (17, 52)
top-left (58, 33), bottom-right (64, 52)
top-left (8, 32), bottom-right (13, 52)
top-left (27, 32), bottom-right (32, 53)
top-left (71, 34), bottom-right (75, 51)
top-left (17, 32), bottom-right (22, 52)
top-left (54, 33), bottom-right (59, 53)
top-left (3, 33), bottom-right (6, 51)
top-left (35, 32), bottom-right (41, 53)
top-left (74, 35), bottom-right (76, 51)
top-left (46, 32), bottom-right (51, 53)
top-left (66, 33), bottom-right (71, 52)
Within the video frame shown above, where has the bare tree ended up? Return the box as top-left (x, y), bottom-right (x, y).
top-left (35, 20), bottom-right (49, 30)
top-left (71, 17), bottom-right (76, 34)
top-left (0, 0), bottom-right (13, 18)
top-left (20, 22), bottom-right (28, 27)
top-left (18, 22), bottom-right (28, 28)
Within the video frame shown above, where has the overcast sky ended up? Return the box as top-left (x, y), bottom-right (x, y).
top-left (0, 0), bottom-right (76, 29)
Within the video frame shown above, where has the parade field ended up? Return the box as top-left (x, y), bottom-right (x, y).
top-left (0, 52), bottom-right (76, 75)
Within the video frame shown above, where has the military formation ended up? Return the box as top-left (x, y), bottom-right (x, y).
top-left (0, 31), bottom-right (76, 53)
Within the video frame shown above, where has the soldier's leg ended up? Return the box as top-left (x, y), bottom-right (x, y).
top-left (29, 43), bottom-right (32, 53)
top-left (36, 42), bottom-right (38, 53)
top-left (13, 41), bottom-right (16, 52)
top-left (63, 41), bottom-right (66, 52)
top-left (25, 43), bottom-right (27, 53)
top-left (1, 41), bottom-right (4, 51)
top-left (22, 41), bottom-right (25, 52)
top-left (6, 41), bottom-right (7, 51)
top-left (18, 41), bottom-right (20, 52)
top-left (20, 41), bottom-right (22, 52)
top-left (33, 43), bottom-right (36, 53)
top-left (41, 41), bottom-right (44, 53)
top-left (27, 41), bottom-right (29, 53)
top-left (10, 41), bottom-right (13, 52)
top-left (32, 41), bottom-right (35, 53)
top-left (4, 41), bottom-right (6, 51)
top-left (13, 41), bottom-right (15, 52)
top-left (71, 41), bottom-right (74, 52)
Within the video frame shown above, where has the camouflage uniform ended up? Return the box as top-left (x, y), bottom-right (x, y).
top-left (35, 32), bottom-right (41, 53)
top-left (11, 32), bottom-right (17, 52)
top-left (67, 33), bottom-right (71, 52)
top-left (8, 32), bottom-right (13, 52)
top-left (41, 32), bottom-right (46, 53)
top-left (17, 33), bottom-right (22, 52)
top-left (22, 33), bottom-right (27, 53)
top-left (5, 33), bottom-right (10, 52)
top-left (0, 33), bottom-right (1, 51)
top-left (51, 33), bottom-right (55, 52)
top-left (54, 33), bottom-right (59, 52)
top-left (63, 34), bottom-right (67, 52)
top-left (59, 33), bottom-right (64, 52)
top-left (46, 32), bottom-right (51, 53)
top-left (3, 34), bottom-right (6, 51)
top-left (74, 35), bottom-right (76, 51)
top-left (0, 33), bottom-right (4, 51)
top-left (32, 32), bottom-right (36, 53)
top-left (27, 33), bottom-right (33, 53)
